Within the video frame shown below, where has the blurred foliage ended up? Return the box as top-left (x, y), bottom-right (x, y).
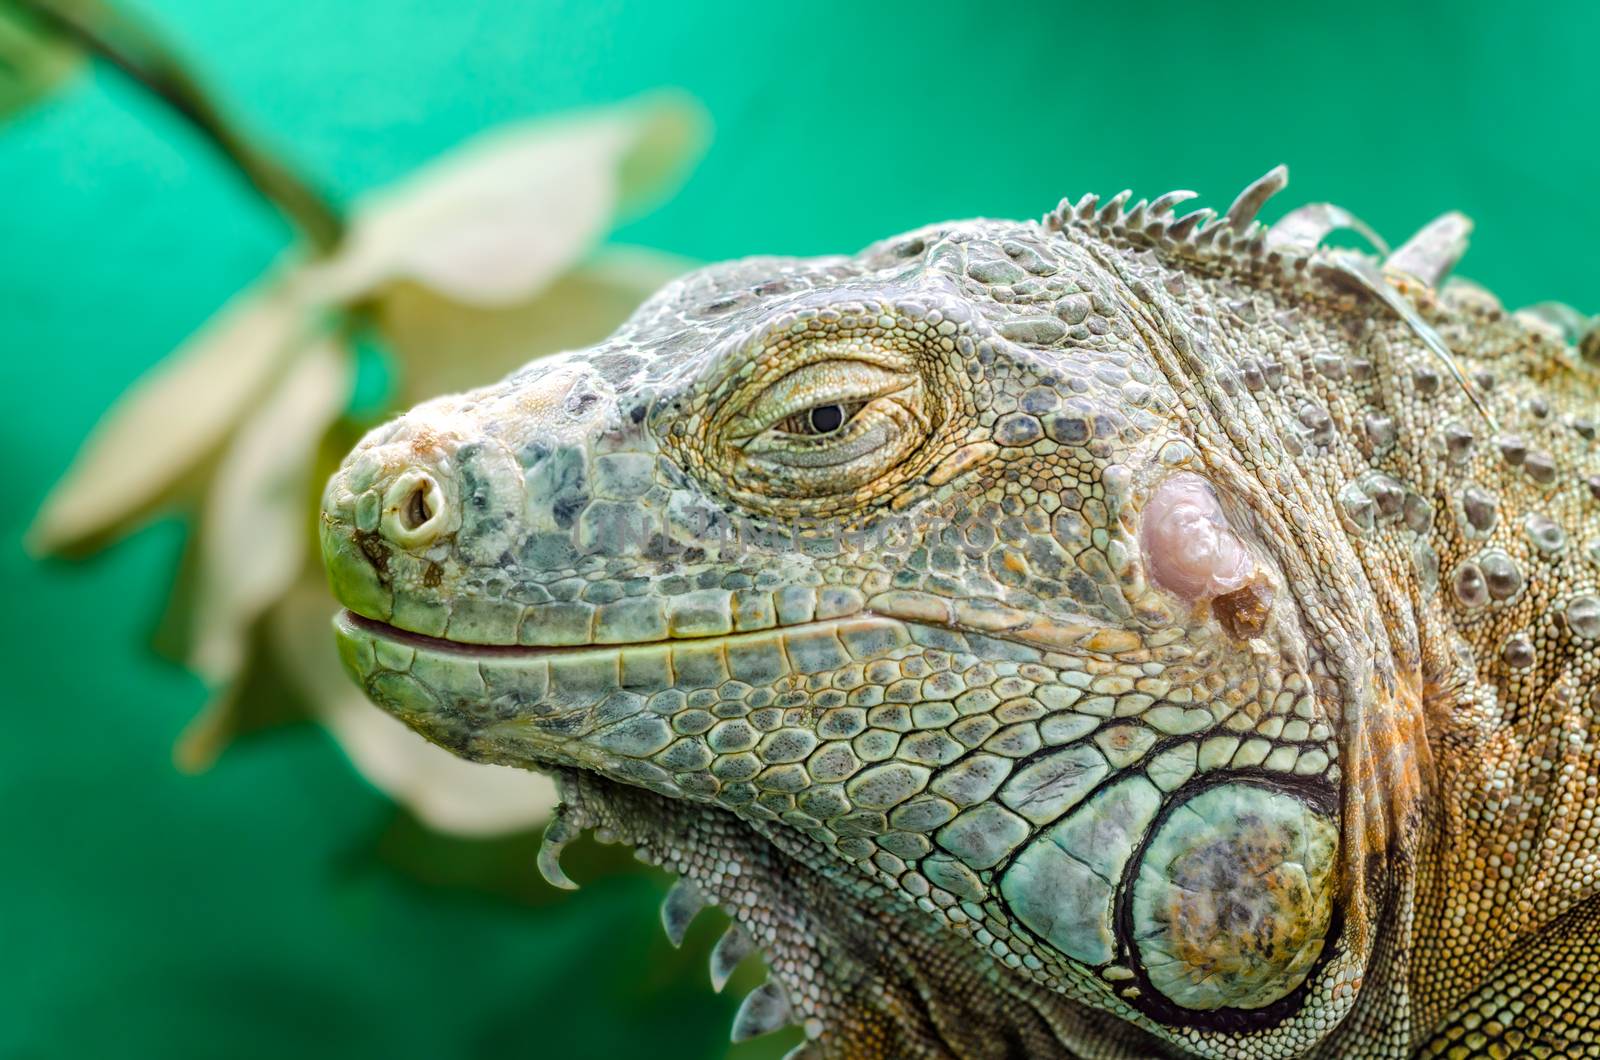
top-left (24, 0), bottom-right (707, 836)
top-left (0, 1), bottom-right (79, 122)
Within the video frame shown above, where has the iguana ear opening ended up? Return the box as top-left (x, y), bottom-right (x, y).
top-left (1141, 470), bottom-right (1283, 645)
top-left (1140, 472), bottom-right (1255, 601)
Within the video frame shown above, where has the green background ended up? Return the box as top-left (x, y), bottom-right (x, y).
top-left (2, 1), bottom-right (1594, 1057)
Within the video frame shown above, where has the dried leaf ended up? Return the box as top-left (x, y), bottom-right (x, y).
top-left (311, 92), bottom-right (707, 308)
top-left (0, 1), bottom-right (80, 124)
top-left (271, 578), bottom-right (558, 836)
top-left (378, 245), bottom-right (691, 403)
top-left (187, 334), bottom-right (351, 685)
top-left (27, 269), bottom-right (315, 556)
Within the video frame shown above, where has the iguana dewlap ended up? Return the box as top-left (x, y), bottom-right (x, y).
top-left (319, 167), bottom-right (1600, 1059)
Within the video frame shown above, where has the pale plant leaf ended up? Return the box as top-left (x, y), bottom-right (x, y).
top-left (27, 268), bottom-right (315, 556)
top-left (309, 91), bottom-right (706, 308)
top-left (378, 245), bottom-right (693, 403)
top-left (610, 90), bottom-right (708, 215)
top-left (0, 1), bottom-right (81, 124)
top-left (173, 620), bottom-right (316, 772)
top-left (187, 333), bottom-right (351, 685)
top-left (271, 578), bottom-right (558, 836)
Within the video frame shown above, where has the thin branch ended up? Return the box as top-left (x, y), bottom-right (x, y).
top-left (18, 0), bottom-right (344, 252)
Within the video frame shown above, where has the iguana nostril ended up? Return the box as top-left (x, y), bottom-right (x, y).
top-left (380, 468), bottom-right (447, 548)
top-left (401, 483), bottom-right (432, 531)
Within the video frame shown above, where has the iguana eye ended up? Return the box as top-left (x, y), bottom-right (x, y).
top-left (774, 401), bottom-right (865, 437)
top-left (710, 354), bottom-right (933, 503)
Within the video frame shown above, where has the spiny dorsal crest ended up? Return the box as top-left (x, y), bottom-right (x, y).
top-left (1043, 163), bottom-right (1467, 280)
top-left (1044, 164), bottom-right (1504, 428)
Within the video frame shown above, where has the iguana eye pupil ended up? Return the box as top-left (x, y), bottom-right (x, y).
top-left (809, 404), bottom-right (846, 433)
top-left (777, 401), bottom-right (861, 436)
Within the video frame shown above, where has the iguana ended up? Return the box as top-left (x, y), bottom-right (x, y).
top-left (318, 166), bottom-right (1600, 1059)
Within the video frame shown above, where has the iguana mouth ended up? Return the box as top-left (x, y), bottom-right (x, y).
top-left (338, 610), bottom-right (564, 656)
top-left (331, 605), bottom-right (926, 781)
top-left (335, 607), bottom-right (897, 658)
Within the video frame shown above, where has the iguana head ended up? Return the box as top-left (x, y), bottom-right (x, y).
top-left (320, 171), bottom-right (1431, 1058)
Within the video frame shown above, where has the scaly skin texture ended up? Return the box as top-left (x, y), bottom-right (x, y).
top-left (319, 167), bottom-right (1600, 1059)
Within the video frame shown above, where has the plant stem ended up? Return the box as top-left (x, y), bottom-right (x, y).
top-left (19, 0), bottom-right (344, 252)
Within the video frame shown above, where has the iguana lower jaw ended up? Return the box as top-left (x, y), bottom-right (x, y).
top-left (318, 168), bottom-right (1600, 1058)
top-left (329, 607), bottom-right (918, 780)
